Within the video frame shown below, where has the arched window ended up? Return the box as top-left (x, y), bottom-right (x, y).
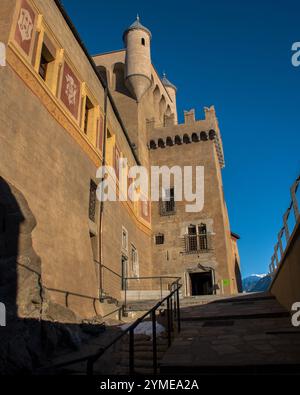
top-left (200, 131), bottom-right (208, 141)
top-left (113, 62), bottom-right (130, 95)
top-left (183, 134), bottom-right (191, 144)
top-left (149, 140), bottom-right (157, 149)
top-left (158, 138), bottom-right (165, 148)
top-left (209, 130), bottom-right (216, 140)
top-left (165, 105), bottom-right (172, 116)
top-left (141, 38), bottom-right (145, 46)
top-left (174, 135), bottom-right (182, 145)
top-left (96, 65), bottom-right (108, 86)
top-left (159, 96), bottom-right (167, 121)
top-left (166, 136), bottom-right (173, 146)
top-left (192, 133), bottom-right (199, 142)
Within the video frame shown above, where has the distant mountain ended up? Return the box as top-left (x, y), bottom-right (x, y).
top-left (251, 275), bottom-right (272, 292)
top-left (242, 274), bottom-right (269, 292)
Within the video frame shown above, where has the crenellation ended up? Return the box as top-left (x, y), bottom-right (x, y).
top-left (184, 109), bottom-right (196, 124)
top-left (164, 113), bottom-right (175, 127)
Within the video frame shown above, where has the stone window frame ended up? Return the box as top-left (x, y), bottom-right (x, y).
top-left (183, 221), bottom-right (213, 254)
top-left (89, 180), bottom-right (98, 223)
top-left (121, 226), bottom-right (129, 254)
top-left (130, 243), bottom-right (139, 278)
top-left (32, 16), bottom-right (63, 95)
top-left (80, 83), bottom-right (100, 147)
top-left (160, 186), bottom-right (176, 216)
top-left (155, 233), bottom-right (165, 245)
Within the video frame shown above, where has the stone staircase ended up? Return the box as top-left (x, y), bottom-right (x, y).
top-left (125, 293), bottom-right (236, 314)
top-left (99, 292), bottom-right (124, 321)
top-left (159, 292), bottom-right (300, 374)
top-left (114, 333), bottom-right (170, 375)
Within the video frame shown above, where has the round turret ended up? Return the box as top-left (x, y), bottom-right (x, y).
top-left (123, 16), bottom-right (152, 102)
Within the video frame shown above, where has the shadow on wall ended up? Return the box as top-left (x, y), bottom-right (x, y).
top-left (235, 259), bottom-right (243, 293)
top-left (0, 177), bottom-right (110, 374)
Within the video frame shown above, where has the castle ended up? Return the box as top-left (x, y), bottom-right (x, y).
top-left (0, 0), bottom-right (242, 322)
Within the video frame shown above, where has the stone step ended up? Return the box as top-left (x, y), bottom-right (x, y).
top-left (118, 357), bottom-right (157, 368)
top-left (115, 366), bottom-right (155, 375)
top-left (120, 345), bottom-right (168, 353)
top-left (119, 350), bottom-right (166, 361)
top-left (120, 338), bottom-right (169, 346)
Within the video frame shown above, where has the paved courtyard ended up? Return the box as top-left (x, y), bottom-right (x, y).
top-left (160, 293), bottom-right (300, 374)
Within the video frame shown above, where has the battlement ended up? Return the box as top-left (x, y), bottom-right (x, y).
top-left (147, 105), bottom-right (218, 130)
top-left (147, 106), bottom-right (225, 168)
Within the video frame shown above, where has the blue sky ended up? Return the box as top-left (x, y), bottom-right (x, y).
top-left (62, 0), bottom-right (300, 278)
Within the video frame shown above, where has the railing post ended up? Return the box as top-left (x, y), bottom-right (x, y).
top-left (291, 180), bottom-right (299, 220)
top-left (160, 277), bottom-right (163, 300)
top-left (167, 298), bottom-right (171, 347)
top-left (152, 310), bottom-right (158, 374)
top-left (277, 229), bottom-right (284, 257)
top-left (124, 277), bottom-right (127, 312)
top-left (87, 358), bottom-right (94, 376)
top-left (173, 291), bottom-right (177, 321)
top-left (283, 208), bottom-right (291, 242)
top-left (274, 245), bottom-right (279, 265)
top-left (170, 293), bottom-right (174, 332)
top-left (176, 286), bottom-right (181, 333)
top-left (129, 328), bottom-right (135, 375)
top-left (100, 262), bottom-right (103, 295)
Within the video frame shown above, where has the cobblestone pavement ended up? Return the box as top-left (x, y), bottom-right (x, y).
top-left (160, 293), bottom-right (300, 374)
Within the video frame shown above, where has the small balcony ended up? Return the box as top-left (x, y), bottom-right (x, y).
top-left (182, 233), bottom-right (213, 254)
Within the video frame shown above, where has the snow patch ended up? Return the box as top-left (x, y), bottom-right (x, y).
top-left (120, 322), bottom-right (165, 338)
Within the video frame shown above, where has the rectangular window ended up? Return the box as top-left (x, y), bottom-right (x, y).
top-left (188, 225), bottom-right (198, 251)
top-left (160, 187), bottom-right (175, 215)
top-left (155, 234), bottom-right (164, 245)
top-left (38, 42), bottom-right (55, 82)
top-left (84, 96), bottom-right (94, 135)
top-left (89, 180), bottom-right (97, 222)
top-left (198, 224), bottom-right (208, 250)
top-left (185, 224), bottom-right (209, 253)
top-left (131, 245), bottom-right (139, 278)
top-left (106, 130), bottom-right (116, 167)
top-left (122, 227), bottom-right (128, 252)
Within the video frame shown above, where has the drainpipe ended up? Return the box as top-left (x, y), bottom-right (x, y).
top-left (99, 86), bottom-right (108, 298)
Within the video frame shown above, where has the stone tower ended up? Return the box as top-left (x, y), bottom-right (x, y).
top-left (123, 16), bottom-right (152, 102)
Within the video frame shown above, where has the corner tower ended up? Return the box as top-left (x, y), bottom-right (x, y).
top-left (123, 16), bottom-right (152, 102)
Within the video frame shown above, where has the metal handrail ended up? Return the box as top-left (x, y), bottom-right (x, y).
top-left (269, 175), bottom-right (300, 276)
top-left (99, 258), bottom-right (181, 314)
top-left (99, 263), bottom-right (122, 279)
top-left (123, 275), bottom-right (181, 311)
top-left (39, 280), bottom-right (182, 375)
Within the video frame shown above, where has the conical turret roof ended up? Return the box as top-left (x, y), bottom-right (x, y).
top-left (123, 15), bottom-right (152, 41)
top-left (162, 73), bottom-right (177, 91)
